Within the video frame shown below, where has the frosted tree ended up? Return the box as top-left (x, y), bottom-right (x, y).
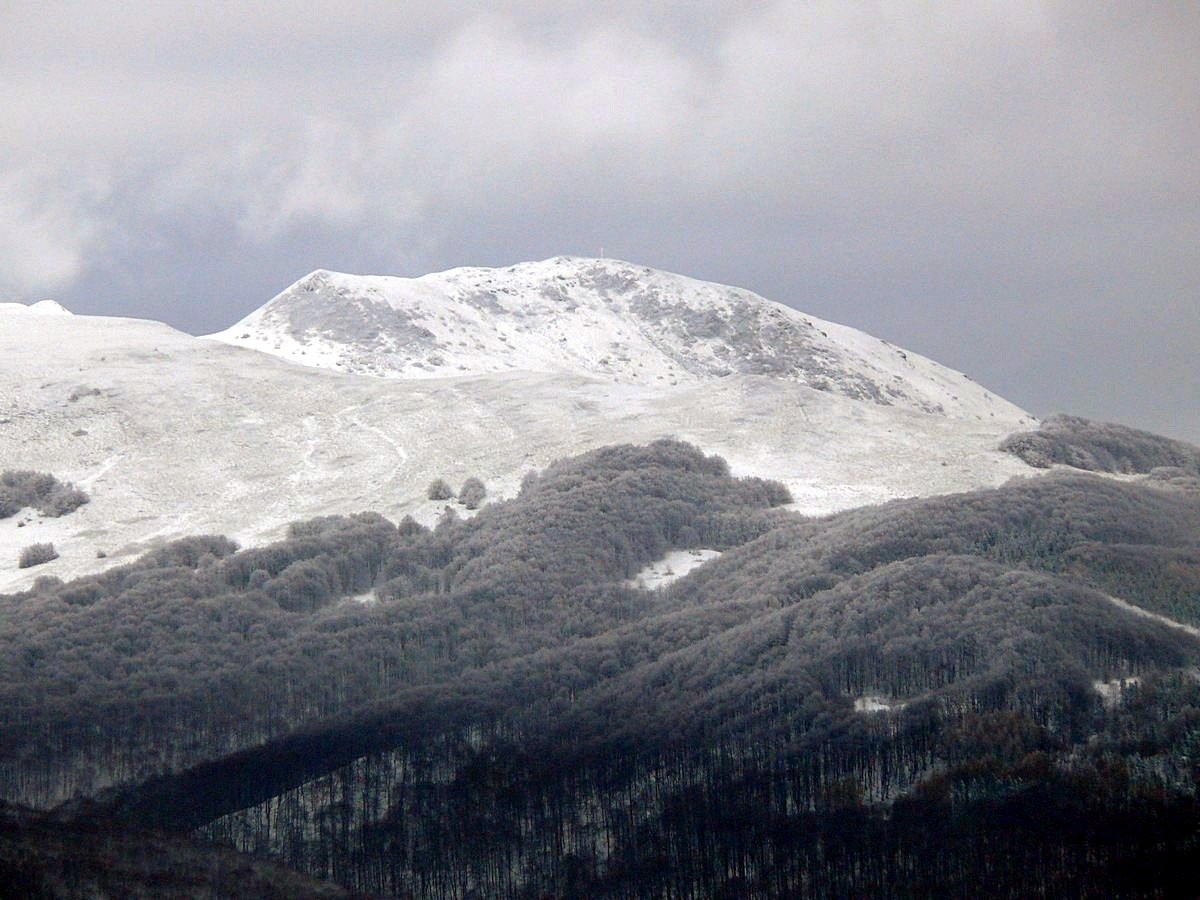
top-left (427, 478), bottom-right (454, 501)
top-left (459, 477), bottom-right (487, 510)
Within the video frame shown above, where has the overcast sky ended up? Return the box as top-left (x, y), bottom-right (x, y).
top-left (2, 1), bottom-right (1197, 440)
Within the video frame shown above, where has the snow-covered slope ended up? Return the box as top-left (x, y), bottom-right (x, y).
top-left (0, 299), bottom-right (72, 316)
top-left (0, 305), bottom-right (1038, 592)
top-left (209, 257), bottom-right (1027, 424)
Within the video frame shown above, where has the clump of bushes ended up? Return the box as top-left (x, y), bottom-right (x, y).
top-left (0, 471), bottom-right (89, 519)
top-left (19, 543), bottom-right (58, 569)
top-left (427, 478), bottom-right (454, 501)
top-left (459, 477), bottom-right (487, 510)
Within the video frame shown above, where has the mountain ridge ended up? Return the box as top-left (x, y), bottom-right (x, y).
top-left (0, 258), bottom-right (1037, 594)
top-left (209, 256), bottom-right (1030, 424)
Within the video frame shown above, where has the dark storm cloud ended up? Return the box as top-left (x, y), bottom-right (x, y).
top-left (1, 1), bottom-right (1196, 439)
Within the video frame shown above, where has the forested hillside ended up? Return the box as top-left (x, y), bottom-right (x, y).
top-left (0, 800), bottom-right (350, 899)
top-left (1002, 413), bottom-right (1200, 476)
top-left (4, 439), bottom-right (1200, 896)
top-left (0, 441), bottom-right (789, 807)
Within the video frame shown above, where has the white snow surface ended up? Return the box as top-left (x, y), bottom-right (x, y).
top-left (1, 284), bottom-right (1039, 592)
top-left (854, 696), bottom-right (907, 714)
top-left (209, 257), bottom-right (1031, 424)
top-left (1092, 676), bottom-right (1142, 708)
top-left (0, 299), bottom-right (72, 316)
top-left (630, 549), bottom-right (722, 591)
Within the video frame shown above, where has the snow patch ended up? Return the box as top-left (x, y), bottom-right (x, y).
top-left (1093, 676), bottom-right (1141, 708)
top-left (30, 300), bottom-right (72, 316)
top-left (630, 549), bottom-right (722, 590)
top-left (0, 299), bottom-right (72, 316)
top-left (854, 695), bottom-right (907, 714)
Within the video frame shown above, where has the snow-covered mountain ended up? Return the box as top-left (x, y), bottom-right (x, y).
top-left (209, 257), bottom-right (1025, 423)
top-left (0, 260), bottom-right (1041, 593)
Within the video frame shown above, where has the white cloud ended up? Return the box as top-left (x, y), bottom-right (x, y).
top-left (236, 121), bottom-right (370, 238)
top-left (5, 1), bottom-right (1194, 248)
top-left (125, 12), bottom-right (701, 240)
top-left (0, 166), bottom-right (109, 298)
top-left (363, 14), bottom-right (697, 208)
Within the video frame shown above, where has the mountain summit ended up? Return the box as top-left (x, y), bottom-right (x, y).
top-left (0, 258), bottom-right (1038, 594)
top-left (210, 257), bottom-right (1025, 423)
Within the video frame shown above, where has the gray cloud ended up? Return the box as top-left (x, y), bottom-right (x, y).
top-left (2, 1), bottom-right (1197, 440)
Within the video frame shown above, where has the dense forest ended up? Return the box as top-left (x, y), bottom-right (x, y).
top-left (0, 800), bottom-right (350, 898)
top-left (4, 434), bottom-right (1200, 896)
top-left (1001, 413), bottom-right (1200, 476)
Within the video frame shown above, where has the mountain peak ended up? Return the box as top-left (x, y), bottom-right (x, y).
top-left (208, 258), bottom-right (1030, 424)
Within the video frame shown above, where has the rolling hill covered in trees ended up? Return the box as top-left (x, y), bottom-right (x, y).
top-left (3, 437), bottom-right (1199, 896)
top-left (0, 800), bottom-right (351, 900)
top-left (1002, 414), bottom-right (1200, 476)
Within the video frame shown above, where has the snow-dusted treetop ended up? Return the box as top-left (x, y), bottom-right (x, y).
top-left (209, 256), bottom-right (1026, 423)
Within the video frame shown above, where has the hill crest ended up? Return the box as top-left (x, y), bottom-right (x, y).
top-left (209, 257), bottom-right (1028, 424)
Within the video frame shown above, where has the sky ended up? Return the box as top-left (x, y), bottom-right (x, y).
top-left (2, 1), bottom-right (1197, 441)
